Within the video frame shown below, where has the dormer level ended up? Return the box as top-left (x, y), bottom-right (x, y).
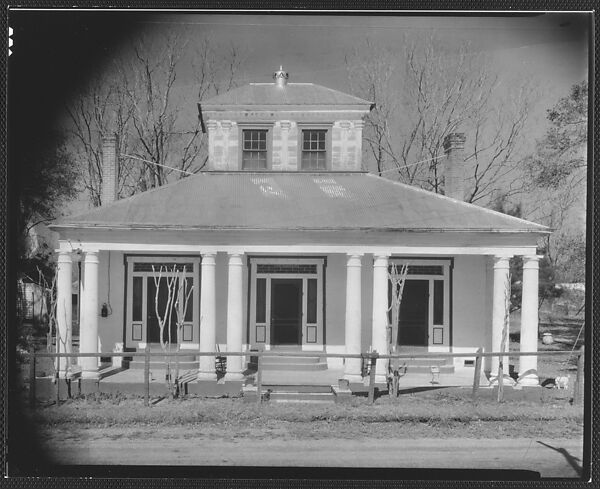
top-left (198, 68), bottom-right (373, 172)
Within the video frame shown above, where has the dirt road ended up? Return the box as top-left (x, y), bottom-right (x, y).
top-left (39, 427), bottom-right (583, 479)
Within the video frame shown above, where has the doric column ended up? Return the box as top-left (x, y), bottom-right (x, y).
top-left (344, 254), bottom-right (363, 382)
top-left (519, 255), bottom-right (540, 386)
top-left (371, 254), bottom-right (389, 383)
top-left (491, 256), bottom-right (511, 380)
top-left (225, 253), bottom-right (244, 381)
top-left (56, 251), bottom-right (73, 373)
top-left (198, 252), bottom-right (217, 380)
top-left (80, 250), bottom-right (99, 378)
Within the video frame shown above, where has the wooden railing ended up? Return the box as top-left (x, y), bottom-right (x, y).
top-left (28, 346), bottom-right (584, 407)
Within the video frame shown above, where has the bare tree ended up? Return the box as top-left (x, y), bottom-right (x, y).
top-left (386, 262), bottom-right (409, 397)
top-left (65, 34), bottom-right (244, 205)
top-left (65, 76), bottom-right (135, 206)
top-left (151, 264), bottom-right (194, 397)
top-left (346, 36), bottom-right (535, 205)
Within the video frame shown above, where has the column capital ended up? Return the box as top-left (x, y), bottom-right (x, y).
top-left (522, 254), bottom-right (540, 266)
top-left (493, 256), bottom-right (511, 269)
top-left (280, 120), bottom-right (292, 130)
top-left (373, 254), bottom-right (390, 266)
top-left (346, 253), bottom-right (363, 266)
top-left (206, 120), bottom-right (218, 131)
top-left (57, 250), bottom-right (73, 263)
top-left (201, 252), bottom-right (216, 264)
top-left (84, 250), bottom-right (99, 263)
top-left (227, 253), bottom-right (244, 266)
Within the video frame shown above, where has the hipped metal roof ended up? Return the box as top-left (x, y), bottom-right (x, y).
top-left (200, 83), bottom-right (374, 109)
top-left (53, 172), bottom-right (548, 234)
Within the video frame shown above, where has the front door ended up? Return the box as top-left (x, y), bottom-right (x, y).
top-left (270, 279), bottom-right (303, 345)
top-left (398, 280), bottom-right (429, 346)
top-left (146, 278), bottom-right (178, 344)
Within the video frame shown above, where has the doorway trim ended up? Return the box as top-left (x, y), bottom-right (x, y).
top-left (248, 256), bottom-right (326, 351)
top-left (389, 257), bottom-right (452, 351)
top-left (124, 255), bottom-right (200, 349)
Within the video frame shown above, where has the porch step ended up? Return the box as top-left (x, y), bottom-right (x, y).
top-left (261, 358), bottom-right (328, 371)
top-left (398, 357), bottom-right (451, 367)
top-left (403, 364), bottom-right (455, 374)
top-left (126, 359), bottom-right (198, 370)
top-left (262, 384), bottom-right (332, 393)
top-left (262, 355), bottom-right (322, 365)
top-left (269, 391), bottom-right (334, 403)
top-left (245, 384), bottom-right (335, 403)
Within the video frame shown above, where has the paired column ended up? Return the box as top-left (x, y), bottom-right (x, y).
top-left (80, 250), bottom-right (100, 378)
top-left (56, 251), bottom-right (73, 373)
top-left (371, 254), bottom-right (389, 383)
top-left (198, 253), bottom-right (217, 380)
top-left (490, 256), bottom-right (511, 380)
top-left (225, 253), bottom-right (244, 381)
top-left (519, 256), bottom-right (540, 386)
top-left (344, 254), bottom-right (363, 382)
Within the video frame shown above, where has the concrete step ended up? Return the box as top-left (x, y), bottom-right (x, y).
top-left (263, 384), bottom-right (332, 393)
top-left (126, 360), bottom-right (199, 370)
top-left (262, 355), bottom-right (322, 365)
top-left (402, 364), bottom-right (455, 374)
top-left (261, 361), bottom-right (328, 371)
top-left (396, 357), bottom-right (452, 367)
top-left (268, 392), bottom-right (334, 403)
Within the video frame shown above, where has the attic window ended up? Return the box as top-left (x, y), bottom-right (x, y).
top-left (301, 129), bottom-right (327, 170)
top-left (242, 129), bottom-right (268, 169)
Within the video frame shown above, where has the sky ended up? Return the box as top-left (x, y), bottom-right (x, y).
top-left (9, 10), bottom-right (590, 218)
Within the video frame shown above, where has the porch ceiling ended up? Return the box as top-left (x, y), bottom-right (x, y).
top-left (51, 172), bottom-right (549, 235)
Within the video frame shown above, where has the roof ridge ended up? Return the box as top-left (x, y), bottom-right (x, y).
top-left (364, 173), bottom-right (549, 231)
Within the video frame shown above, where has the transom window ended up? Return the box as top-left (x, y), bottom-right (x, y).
top-left (301, 129), bottom-right (327, 170)
top-left (242, 129), bottom-right (268, 169)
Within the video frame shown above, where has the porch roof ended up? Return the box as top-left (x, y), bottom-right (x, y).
top-left (52, 172), bottom-right (549, 235)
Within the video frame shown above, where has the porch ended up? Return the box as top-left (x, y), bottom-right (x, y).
top-left (53, 244), bottom-right (543, 388)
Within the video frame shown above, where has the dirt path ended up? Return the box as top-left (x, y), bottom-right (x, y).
top-left (39, 427), bottom-right (583, 478)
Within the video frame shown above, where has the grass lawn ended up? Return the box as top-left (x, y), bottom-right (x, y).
top-left (27, 385), bottom-right (583, 441)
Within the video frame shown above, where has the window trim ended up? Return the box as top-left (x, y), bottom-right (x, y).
top-left (297, 123), bottom-right (332, 171)
top-left (238, 124), bottom-right (273, 171)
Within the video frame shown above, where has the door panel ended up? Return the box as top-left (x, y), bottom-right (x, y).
top-left (271, 279), bottom-right (302, 345)
top-left (398, 280), bottom-right (429, 346)
top-left (147, 278), bottom-right (178, 344)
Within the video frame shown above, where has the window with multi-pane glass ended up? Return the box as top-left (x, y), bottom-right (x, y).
top-left (301, 129), bottom-right (327, 170)
top-left (242, 129), bottom-right (268, 169)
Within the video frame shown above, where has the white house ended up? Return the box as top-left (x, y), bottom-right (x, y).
top-left (49, 68), bottom-right (549, 388)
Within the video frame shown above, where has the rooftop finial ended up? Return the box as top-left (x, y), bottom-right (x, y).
top-left (273, 66), bottom-right (289, 87)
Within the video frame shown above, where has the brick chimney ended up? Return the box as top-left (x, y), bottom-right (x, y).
top-left (101, 135), bottom-right (118, 205)
top-left (442, 133), bottom-right (466, 201)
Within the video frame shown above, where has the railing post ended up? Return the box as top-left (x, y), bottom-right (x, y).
top-left (472, 347), bottom-right (483, 402)
top-left (256, 354), bottom-right (262, 405)
top-left (144, 344), bottom-right (150, 407)
top-left (368, 352), bottom-right (378, 404)
top-left (574, 345), bottom-right (584, 406)
top-left (29, 348), bottom-right (36, 408)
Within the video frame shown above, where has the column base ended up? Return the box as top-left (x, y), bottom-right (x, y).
top-left (488, 374), bottom-right (516, 386)
top-left (517, 372), bottom-right (540, 387)
top-left (343, 373), bottom-right (363, 383)
top-left (197, 371), bottom-right (217, 381)
top-left (224, 372), bottom-right (245, 382)
top-left (374, 374), bottom-right (387, 385)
